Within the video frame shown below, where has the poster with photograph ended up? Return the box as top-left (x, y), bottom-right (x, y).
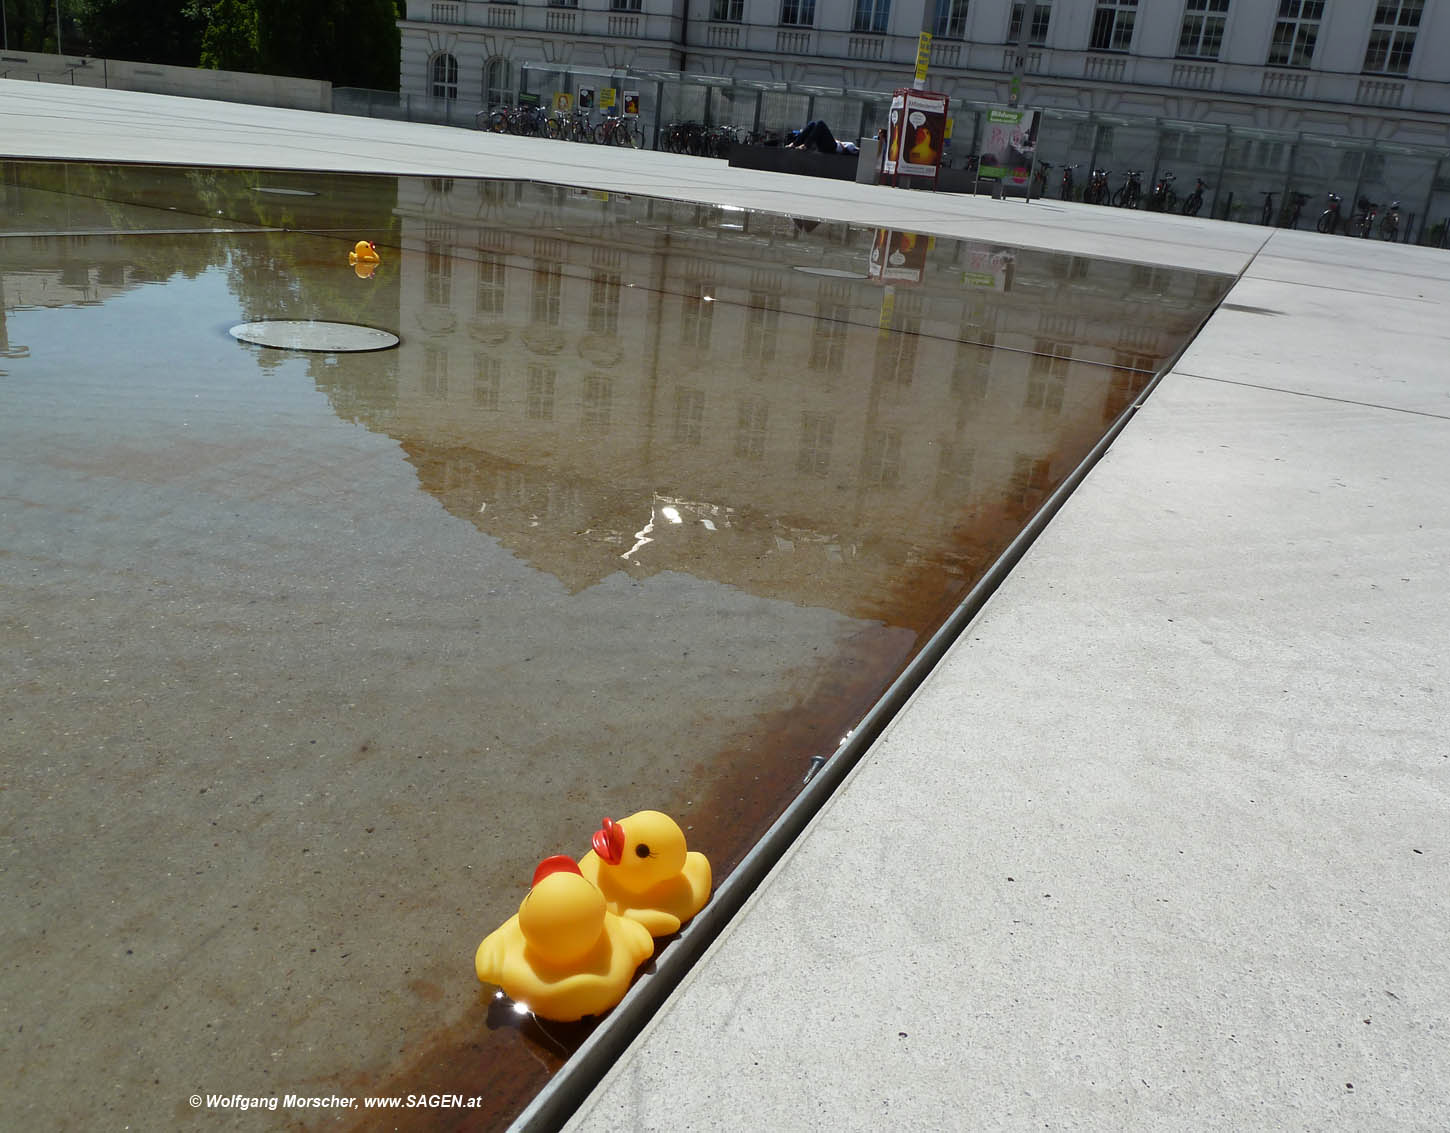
top-left (868, 229), bottom-right (929, 285)
top-left (622, 91), bottom-right (640, 115)
top-left (577, 87), bottom-right (595, 110)
top-left (978, 108), bottom-right (1040, 187)
top-left (885, 89), bottom-right (949, 180)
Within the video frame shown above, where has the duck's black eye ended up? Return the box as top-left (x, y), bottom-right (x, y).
top-left (635, 843), bottom-right (651, 858)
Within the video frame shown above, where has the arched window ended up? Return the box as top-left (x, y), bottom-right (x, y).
top-left (485, 58), bottom-right (514, 108)
top-left (430, 53), bottom-right (459, 100)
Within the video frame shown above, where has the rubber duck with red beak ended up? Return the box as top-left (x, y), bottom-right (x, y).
top-left (474, 855), bottom-right (653, 1022)
top-left (578, 811), bottom-right (712, 937)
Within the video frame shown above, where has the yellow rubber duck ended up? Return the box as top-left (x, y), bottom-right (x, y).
top-left (578, 811), bottom-right (712, 937)
top-left (474, 855), bottom-right (653, 1022)
top-left (348, 240), bottom-right (381, 265)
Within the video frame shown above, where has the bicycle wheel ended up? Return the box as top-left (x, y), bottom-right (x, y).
top-left (1379, 216), bottom-right (1398, 241)
top-left (627, 125), bottom-right (643, 150)
top-left (1182, 194), bottom-right (1201, 217)
top-left (1111, 186), bottom-right (1127, 207)
top-left (1317, 211), bottom-right (1337, 234)
top-left (487, 110), bottom-right (509, 133)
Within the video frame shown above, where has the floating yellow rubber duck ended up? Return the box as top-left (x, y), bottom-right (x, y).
top-left (474, 855), bottom-right (653, 1022)
top-left (579, 811), bottom-right (711, 937)
top-left (349, 240), bottom-right (380, 265)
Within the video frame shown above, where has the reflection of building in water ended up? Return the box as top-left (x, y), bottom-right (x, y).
top-left (382, 178), bottom-right (1229, 625)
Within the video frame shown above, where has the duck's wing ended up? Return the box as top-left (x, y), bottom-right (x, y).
top-left (474, 921), bottom-right (514, 985)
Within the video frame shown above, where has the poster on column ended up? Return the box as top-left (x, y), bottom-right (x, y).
top-left (886, 89), bottom-right (949, 179)
top-left (622, 91), bottom-right (640, 115)
top-left (868, 229), bottom-right (929, 285)
top-left (577, 87), bottom-right (595, 110)
top-left (978, 107), bottom-right (1039, 188)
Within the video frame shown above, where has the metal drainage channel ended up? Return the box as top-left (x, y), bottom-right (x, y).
top-left (510, 330), bottom-right (1205, 1132)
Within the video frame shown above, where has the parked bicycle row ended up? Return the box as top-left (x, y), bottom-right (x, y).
top-left (658, 122), bottom-right (763, 159)
top-left (1032, 162), bottom-right (1404, 238)
top-left (477, 103), bottom-right (643, 147)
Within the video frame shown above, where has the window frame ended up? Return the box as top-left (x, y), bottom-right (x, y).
top-left (779, 0), bottom-right (815, 25)
top-left (852, 0), bottom-right (891, 34)
top-left (1007, 1), bottom-right (1051, 46)
top-left (1177, 0), bottom-right (1229, 60)
top-left (934, 0), bottom-right (968, 40)
top-left (1266, 0), bottom-right (1324, 69)
top-left (1362, 0), bottom-right (1422, 75)
top-left (430, 52), bottom-right (459, 100)
top-left (1089, 0), bottom-right (1137, 52)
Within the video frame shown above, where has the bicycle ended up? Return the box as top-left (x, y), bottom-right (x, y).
top-left (1378, 199), bottom-right (1402, 241)
top-left (1146, 171), bottom-right (1178, 213)
top-left (1277, 191), bottom-right (1308, 229)
top-left (1083, 167), bottom-right (1111, 205)
top-left (1316, 192), bottom-right (1343, 234)
top-left (1031, 161), bottom-right (1051, 200)
top-left (1059, 162), bottom-right (1079, 202)
top-left (1349, 196), bottom-right (1378, 238)
top-left (595, 115), bottom-right (642, 148)
top-left (1181, 177), bottom-right (1207, 217)
top-left (1112, 170), bottom-right (1144, 208)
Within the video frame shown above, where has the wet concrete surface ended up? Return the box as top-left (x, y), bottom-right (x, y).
top-left (0, 161), bottom-right (1232, 1129)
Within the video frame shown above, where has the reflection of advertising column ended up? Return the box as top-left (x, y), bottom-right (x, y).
top-left (978, 108), bottom-right (1040, 191)
top-left (881, 88), bottom-right (949, 188)
top-left (868, 229), bottom-right (929, 285)
top-left (962, 244), bottom-right (1016, 291)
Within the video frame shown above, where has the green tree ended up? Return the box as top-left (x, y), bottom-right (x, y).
top-left (254, 0), bottom-right (400, 90)
top-left (198, 0), bottom-right (258, 71)
top-left (74, 0), bottom-right (203, 65)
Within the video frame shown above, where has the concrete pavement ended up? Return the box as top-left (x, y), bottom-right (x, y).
top-left (4, 82), bottom-right (1447, 1131)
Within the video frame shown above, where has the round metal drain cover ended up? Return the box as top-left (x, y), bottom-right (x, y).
top-left (229, 320), bottom-right (399, 353)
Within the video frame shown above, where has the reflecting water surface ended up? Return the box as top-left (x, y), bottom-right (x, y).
top-left (0, 161), bottom-right (1232, 1129)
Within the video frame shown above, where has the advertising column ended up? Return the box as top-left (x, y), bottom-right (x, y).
top-left (881, 88), bottom-right (949, 188)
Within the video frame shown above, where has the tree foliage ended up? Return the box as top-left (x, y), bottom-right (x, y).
top-left (253, 0), bottom-right (400, 91)
top-left (74, 0), bottom-right (203, 66)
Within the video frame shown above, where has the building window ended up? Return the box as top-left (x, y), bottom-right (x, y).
top-left (526, 364), bottom-right (555, 421)
top-left (935, 0), bottom-right (968, 39)
top-left (780, 0), bottom-right (815, 24)
top-left (423, 347), bottom-right (449, 398)
top-left (1026, 341), bottom-right (1069, 412)
top-left (808, 302), bottom-right (849, 372)
top-left (1363, 0), bottom-right (1421, 75)
top-left (853, 0), bottom-right (891, 34)
top-left (681, 281), bottom-right (714, 349)
top-left (797, 412), bottom-right (834, 477)
top-left (531, 262), bottom-right (562, 325)
top-left (735, 398), bottom-right (769, 460)
top-left (588, 271), bottom-right (621, 336)
top-left (743, 292), bottom-right (781, 366)
top-left (1090, 0), bottom-right (1136, 51)
top-left (474, 354), bottom-right (501, 409)
top-left (1267, 0), bottom-right (1324, 68)
top-left (484, 58), bottom-right (512, 108)
top-left (425, 241), bottom-right (452, 306)
top-left (865, 429), bottom-right (902, 488)
top-left (711, 0), bottom-right (744, 20)
top-left (674, 388), bottom-right (706, 445)
top-left (874, 313), bottom-right (920, 387)
top-left (1008, 1), bottom-right (1050, 45)
top-left (1178, 0), bottom-right (1228, 59)
top-left (582, 373), bottom-right (612, 431)
top-left (611, 0), bottom-right (642, 9)
top-left (430, 53), bottom-right (458, 100)
top-left (476, 253), bottom-right (505, 314)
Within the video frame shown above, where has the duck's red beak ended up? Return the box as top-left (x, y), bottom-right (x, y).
top-left (592, 817), bottom-right (625, 866)
top-left (532, 855), bottom-right (582, 886)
